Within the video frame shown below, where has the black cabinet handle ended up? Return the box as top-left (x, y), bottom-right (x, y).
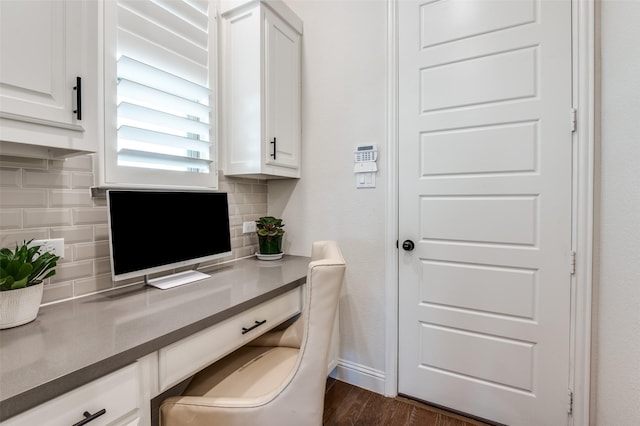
top-left (72, 408), bottom-right (106, 426)
top-left (73, 76), bottom-right (82, 120)
top-left (242, 319), bottom-right (267, 335)
top-left (270, 137), bottom-right (276, 160)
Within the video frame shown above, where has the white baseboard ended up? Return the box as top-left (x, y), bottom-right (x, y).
top-left (329, 359), bottom-right (387, 395)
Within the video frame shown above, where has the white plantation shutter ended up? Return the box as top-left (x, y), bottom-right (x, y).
top-left (103, 0), bottom-right (217, 188)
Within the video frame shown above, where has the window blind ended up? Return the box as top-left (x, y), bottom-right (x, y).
top-left (108, 0), bottom-right (215, 186)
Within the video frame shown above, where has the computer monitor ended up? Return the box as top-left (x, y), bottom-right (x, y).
top-left (107, 190), bottom-right (232, 289)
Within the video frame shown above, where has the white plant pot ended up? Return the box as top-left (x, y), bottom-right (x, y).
top-left (0, 282), bottom-right (44, 329)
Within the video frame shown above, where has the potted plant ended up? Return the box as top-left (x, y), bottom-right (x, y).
top-left (255, 216), bottom-right (285, 256)
top-left (0, 240), bottom-right (60, 329)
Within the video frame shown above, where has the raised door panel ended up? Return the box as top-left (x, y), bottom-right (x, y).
top-left (264, 7), bottom-right (300, 174)
top-left (0, 1), bottom-right (81, 128)
top-left (222, 5), bottom-right (262, 175)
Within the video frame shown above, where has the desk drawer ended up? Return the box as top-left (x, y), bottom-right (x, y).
top-left (3, 364), bottom-right (140, 426)
top-left (158, 287), bottom-right (302, 391)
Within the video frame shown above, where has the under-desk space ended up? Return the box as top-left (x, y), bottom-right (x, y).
top-left (0, 255), bottom-right (309, 424)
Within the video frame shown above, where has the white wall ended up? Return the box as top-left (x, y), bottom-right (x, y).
top-left (268, 0), bottom-right (389, 388)
top-left (595, 1), bottom-right (640, 424)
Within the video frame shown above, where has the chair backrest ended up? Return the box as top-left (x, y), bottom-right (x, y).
top-left (310, 239), bottom-right (344, 263)
top-left (274, 240), bottom-right (346, 423)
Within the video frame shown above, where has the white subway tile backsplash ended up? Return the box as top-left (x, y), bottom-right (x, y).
top-left (0, 188), bottom-right (47, 207)
top-left (235, 246), bottom-right (255, 258)
top-left (242, 213), bottom-right (262, 222)
top-left (52, 260), bottom-right (94, 283)
top-left (252, 204), bottom-right (267, 214)
top-left (71, 172), bottom-right (95, 189)
top-left (0, 209), bottom-right (22, 229)
top-left (94, 224), bottom-right (109, 241)
top-left (235, 183), bottom-right (253, 193)
top-left (217, 181), bottom-right (234, 192)
top-left (0, 167), bottom-right (21, 187)
top-left (23, 208), bottom-right (73, 227)
top-left (50, 226), bottom-right (94, 244)
top-left (74, 274), bottom-right (114, 297)
top-left (228, 215), bottom-right (243, 227)
top-left (0, 229), bottom-right (48, 248)
top-left (42, 282), bottom-right (74, 305)
top-left (252, 184), bottom-right (267, 193)
top-left (244, 192), bottom-right (267, 204)
top-left (23, 169), bottom-right (71, 189)
top-left (95, 258), bottom-right (112, 276)
top-left (73, 207), bottom-right (108, 225)
top-left (0, 156), bottom-right (47, 169)
top-left (49, 155), bottom-right (93, 171)
top-left (235, 203), bottom-right (253, 215)
top-left (74, 241), bottom-right (110, 261)
top-left (61, 246), bottom-right (72, 262)
top-left (0, 164), bottom-right (265, 304)
top-left (226, 192), bottom-right (242, 205)
top-left (50, 189), bottom-right (94, 207)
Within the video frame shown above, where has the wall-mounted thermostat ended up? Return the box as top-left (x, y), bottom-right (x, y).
top-left (354, 144), bottom-right (378, 188)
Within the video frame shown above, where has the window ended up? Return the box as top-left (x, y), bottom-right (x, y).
top-left (102, 0), bottom-right (217, 188)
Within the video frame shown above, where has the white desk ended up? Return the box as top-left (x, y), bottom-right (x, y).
top-left (0, 256), bottom-right (309, 425)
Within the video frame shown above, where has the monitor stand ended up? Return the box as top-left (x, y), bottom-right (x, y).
top-left (145, 270), bottom-right (210, 290)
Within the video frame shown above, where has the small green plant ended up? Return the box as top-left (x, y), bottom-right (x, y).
top-left (0, 240), bottom-right (60, 291)
top-left (255, 216), bottom-right (285, 254)
top-left (255, 216), bottom-right (285, 237)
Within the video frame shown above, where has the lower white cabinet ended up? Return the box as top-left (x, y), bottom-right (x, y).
top-left (2, 364), bottom-right (141, 426)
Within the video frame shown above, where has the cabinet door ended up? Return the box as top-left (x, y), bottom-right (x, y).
top-left (0, 0), bottom-right (83, 129)
top-left (2, 364), bottom-right (140, 426)
top-left (264, 7), bottom-right (301, 172)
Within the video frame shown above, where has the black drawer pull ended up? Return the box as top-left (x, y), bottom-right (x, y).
top-left (72, 408), bottom-right (106, 426)
top-left (242, 319), bottom-right (267, 335)
top-left (73, 76), bottom-right (82, 120)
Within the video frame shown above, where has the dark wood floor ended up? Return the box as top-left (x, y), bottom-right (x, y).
top-left (324, 378), bottom-right (492, 426)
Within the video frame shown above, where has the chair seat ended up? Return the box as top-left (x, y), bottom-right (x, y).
top-left (184, 346), bottom-right (300, 401)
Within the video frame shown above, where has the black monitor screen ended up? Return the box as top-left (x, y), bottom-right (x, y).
top-left (107, 190), bottom-right (232, 280)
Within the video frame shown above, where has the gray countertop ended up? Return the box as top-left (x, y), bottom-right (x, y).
top-left (0, 255), bottom-right (310, 421)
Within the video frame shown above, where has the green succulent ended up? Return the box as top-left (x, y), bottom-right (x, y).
top-left (0, 240), bottom-right (60, 291)
top-left (255, 216), bottom-right (285, 237)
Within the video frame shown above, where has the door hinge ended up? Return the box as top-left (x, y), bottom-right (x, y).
top-left (570, 108), bottom-right (577, 132)
top-left (567, 388), bottom-right (574, 414)
top-left (570, 251), bottom-right (576, 275)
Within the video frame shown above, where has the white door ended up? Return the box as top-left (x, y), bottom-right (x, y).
top-left (398, 1), bottom-right (573, 425)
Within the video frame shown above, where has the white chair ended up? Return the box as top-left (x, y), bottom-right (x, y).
top-left (160, 241), bottom-right (346, 426)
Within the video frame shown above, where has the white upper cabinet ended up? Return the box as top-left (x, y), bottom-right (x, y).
top-left (0, 0), bottom-right (99, 159)
top-left (221, 0), bottom-right (302, 179)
